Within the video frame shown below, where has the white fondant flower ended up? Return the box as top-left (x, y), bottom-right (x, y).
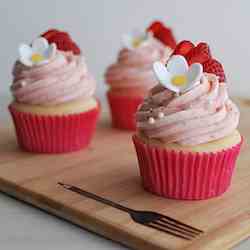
top-left (18, 37), bottom-right (56, 67)
top-left (122, 30), bottom-right (153, 50)
top-left (153, 55), bottom-right (203, 94)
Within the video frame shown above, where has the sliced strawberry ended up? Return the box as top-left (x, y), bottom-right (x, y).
top-left (41, 29), bottom-right (80, 55)
top-left (49, 37), bottom-right (80, 55)
top-left (147, 21), bottom-right (164, 35)
top-left (172, 40), bottom-right (195, 57)
top-left (45, 33), bottom-right (71, 45)
top-left (147, 21), bottom-right (177, 49)
top-left (41, 29), bottom-right (60, 39)
top-left (203, 58), bottom-right (226, 82)
top-left (156, 27), bottom-right (177, 49)
top-left (186, 42), bottom-right (211, 65)
top-left (69, 42), bottom-right (81, 55)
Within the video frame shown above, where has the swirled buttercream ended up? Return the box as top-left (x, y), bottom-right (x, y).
top-left (11, 51), bottom-right (96, 105)
top-left (105, 38), bottom-right (172, 90)
top-left (136, 73), bottom-right (239, 145)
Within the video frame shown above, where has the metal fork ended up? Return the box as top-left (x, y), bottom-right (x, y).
top-left (58, 182), bottom-right (203, 240)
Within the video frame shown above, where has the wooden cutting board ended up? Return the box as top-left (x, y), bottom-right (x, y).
top-left (0, 98), bottom-right (249, 250)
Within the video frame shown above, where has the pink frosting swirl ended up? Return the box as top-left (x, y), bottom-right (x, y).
top-left (105, 38), bottom-right (172, 90)
top-left (11, 51), bottom-right (96, 105)
top-left (136, 73), bottom-right (240, 145)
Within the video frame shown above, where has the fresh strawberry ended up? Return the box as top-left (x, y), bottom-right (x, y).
top-left (41, 29), bottom-right (81, 55)
top-left (147, 21), bottom-right (163, 35)
top-left (41, 29), bottom-right (60, 39)
top-left (71, 42), bottom-right (81, 55)
top-left (186, 42), bottom-right (211, 65)
top-left (155, 27), bottom-right (177, 49)
top-left (50, 37), bottom-right (80, 55)
top-left (147, 21), bottom-right (177, 49)
top-left (203, 58), bottom-right (226, 82)
top-left (172, 40), bottom-right (194, 57)
top-left (45, 32), bottom-right (71, 44)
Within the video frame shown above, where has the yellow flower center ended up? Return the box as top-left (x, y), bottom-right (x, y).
top-left (171, 75), bottom-right (187, 86)
top-left (31, 53), bottom-right (44, 63)
top-left (133, 38), bottom-right (143, 48)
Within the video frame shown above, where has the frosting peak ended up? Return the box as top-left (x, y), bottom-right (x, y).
top-left (136, 73), bottom-right (239, 145)
top-left (11, 50), bottom-right (95, 105)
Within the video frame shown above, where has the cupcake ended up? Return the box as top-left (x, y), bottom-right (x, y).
top-left (105, 21), bottom-right (177, 130)
top-left (133, 40), bottom-right (242, 200)
top-left (9, 34), bottom-right (99, 153)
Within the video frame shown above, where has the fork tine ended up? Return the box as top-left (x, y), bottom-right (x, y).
top-left (147, 223), bottom-right (192, 240)
top-left (153, 220), bottom-right (198, 238)
top-left (161, 215), bottom-right (203, 233)
top-left (158, 218), bottom-right (202, 235)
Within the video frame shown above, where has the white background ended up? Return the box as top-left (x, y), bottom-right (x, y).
top-left (0, 1), bottom-right (249, 249)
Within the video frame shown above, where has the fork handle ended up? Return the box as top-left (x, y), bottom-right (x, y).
top-left (61, 183), bottom-right (133, 214)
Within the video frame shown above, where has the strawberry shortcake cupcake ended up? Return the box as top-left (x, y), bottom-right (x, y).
top-left (105, 21), bottom-right (177, 130)
top-left (133, 40), bottom-right (242, 200)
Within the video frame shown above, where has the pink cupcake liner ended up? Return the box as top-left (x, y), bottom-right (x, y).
top-left (107, 91), bottom-right (143, 130)
top-left (9, 104), bottom-right (100, 154)
top-left (133, 135), bottom-right (243, 200)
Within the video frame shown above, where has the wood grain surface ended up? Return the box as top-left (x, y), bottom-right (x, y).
top-left (0, 98), bottom-right (249, 250)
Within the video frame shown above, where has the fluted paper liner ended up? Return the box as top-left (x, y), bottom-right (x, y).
top-left (9, 104), bottom-right (100, 154)
top-left (107, 91), bottom-right (143, 130)
top-left (133, 135), bottom-right (242, 200)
